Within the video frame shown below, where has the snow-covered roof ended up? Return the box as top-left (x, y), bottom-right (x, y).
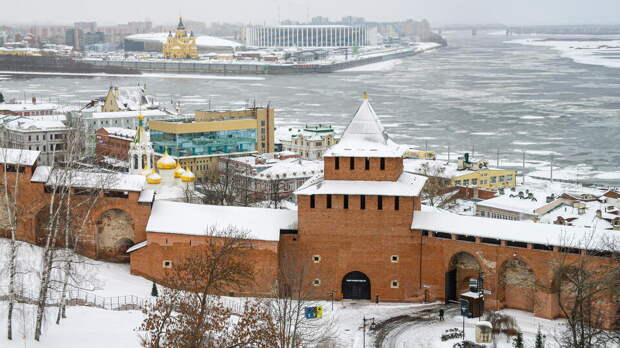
top-left (138, 189), bottom-right (155, 203)
top-left (126, 241), bottom-right (149, 253)
top-left (476, 194), bottom-right (549, 215)
top-left (0, 148), bottom-right (40, 166)
top-left (4, 117), bottom-right (67, 131)
top-left (412, 210), bottom-right (617, 249)
top-left (125, 32), bottom-right (242, 49)
top-left (0, 102), bottom-right (60, 112)
top-left (256, 158), bottom-right (323, 180)
top-left (295, 171), bottom-right (427, 197)
top-left (324, 99), bottom-right (404, 158)
top-left (33, 167), bottom-right (145, 192)
top-left (146, 201), bottom-right (298, 242)
top-left (90, 109), bottom-right (170, 119)
top-left (113, 86), bottom-right (147, 111)
top-left (102, 127), bottom-right (136, 139)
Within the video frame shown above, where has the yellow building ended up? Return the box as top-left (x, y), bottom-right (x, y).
top-left (405, 157), bottom-right (517, 190)
top-left (149, 107), bottom-right (275, 178)
top-left (162, 17), bottom-right (198, 59)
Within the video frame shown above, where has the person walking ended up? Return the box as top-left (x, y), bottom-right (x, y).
top-left (439, 308), bottom-right (445, 321)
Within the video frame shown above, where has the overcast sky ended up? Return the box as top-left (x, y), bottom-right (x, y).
top-left (2, 0), bottom-right (619, 26)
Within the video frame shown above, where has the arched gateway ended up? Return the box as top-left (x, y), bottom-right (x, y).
top-left (342, 271), bottom-right (371, 300)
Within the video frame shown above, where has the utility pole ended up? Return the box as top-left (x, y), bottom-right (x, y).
top-left (522, 151), bottom-right (526, 185)
top-left (496, 149), bottom-right (500, 167)
top-left (425, 140), bottom-right (428, 152)
top-left (472, 144), bottom-right (475, 160)
top-left (447, 144), bottom-right (450, 163)
top-left (550, 155), bottom-right (553, 183)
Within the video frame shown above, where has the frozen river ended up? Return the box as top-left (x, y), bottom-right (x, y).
top-left (1, 31), bottom-right (619, 185)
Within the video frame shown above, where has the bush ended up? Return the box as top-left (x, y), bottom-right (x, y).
top-left (442, 328), bottom-right (464, 341)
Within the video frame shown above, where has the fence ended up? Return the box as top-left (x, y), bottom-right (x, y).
top-left (0, 286), bottom-right (245, 313)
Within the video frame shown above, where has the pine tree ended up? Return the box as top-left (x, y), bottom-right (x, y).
top-left (151, 281), bottom-right (158, 297)
top-left (534, 326), bottom-right (545, 348)
top-left (512, 331), bottom-right (524, 348)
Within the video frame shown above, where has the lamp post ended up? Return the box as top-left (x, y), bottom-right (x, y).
top-left (362, 316), bottom-right (375, 348)
top-left (327, 290), bottom-right (336, 311)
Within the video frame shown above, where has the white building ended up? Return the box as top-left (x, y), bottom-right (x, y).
top-left (278, 124), bottom-right (338, 160)
top-left (244, 25), bottom-right (377, 48)
top-left (0, 116), bottom-right (70, 165)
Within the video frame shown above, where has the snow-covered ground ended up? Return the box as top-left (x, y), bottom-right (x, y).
top-left (385, 308), bottom-right (563, 348)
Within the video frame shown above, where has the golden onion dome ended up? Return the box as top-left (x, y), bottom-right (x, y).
top-left (181, 167), bottom-right (196, 183)
top-left (174, 162), bottom-right (186, 178)
top-left (157, 150), bottom-right (176, 170)
top-left (146, 169), bottom-right (161, 184)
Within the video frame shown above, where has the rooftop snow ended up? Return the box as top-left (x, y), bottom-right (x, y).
top-left (412, 210), bottom-right (617, 250)
top-left (4, 117), bottom-right (67, 130)
top-left (33, 167), bottom-right (145, 192)
top-left (256, 158), bottom-right (323, 180)
top-left (0, 102), bottom-right (60, 112)
top-left (102, 127), bottom-right (136, 139)
top-left (295, 171), bottom-right (427, 197)
top-left (90, 109), bottom-right (170, 119)
top-left (324, 99), bottom-right (404, 158)
top-left (476, 194), bottom-right (550, 215)
top-left (0, 148), bottom-right (40, 166)
top-left (146, 201), bottom-right (298, 241)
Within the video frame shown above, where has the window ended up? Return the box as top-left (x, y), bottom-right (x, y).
top-left (380, 158), bottom-right (385, 170)
top-left (365, 157), bottom-right (370, 170)
top-left (343, 195), bottom-right (349, 209)
top-left (260, 120), bottom-right (266, 126)
top-left (335, 157), bottom-right (339, 170)
top-left (507, 175), bottom-right (513, 181)
top-left (326, 194), bottom-right (332, 209)
top-left (472, 178), bottom-right (478, 185)
top-left (360, 195), bottom-right (366, 210)
top-left (394, 196), bottom-right (400, 210)
top-left (455, 180), bottom-right (462, 185)
top-left (378, 195), bottom-right (383, 210)
top-left (163, 260), bottom-right (173, 269)
top-left (491, 176), bottom-right (497, 184)
top-left (350, 157), bottom-right (355, 170)
top-left (313, 279), bottom-right (321, 287)
top-left (463, 179), bottom-right (469, 186)
top-left (391, 280), bottom-right (399, 288)
top-left (391, 255), bottom-right (399, 263)
top-left (313, 255), bottom-right (321, 263)
top-left (499, 176), bottom-right (505, 183)
top-left (310, 195), bottom-right (315, 208)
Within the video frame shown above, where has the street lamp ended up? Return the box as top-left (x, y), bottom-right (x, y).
top-left (327, 290), bottom-right (336, 311)
top-left (362, 316), bottom-right (376, 348)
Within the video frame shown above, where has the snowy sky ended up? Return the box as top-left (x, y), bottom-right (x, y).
top-left (1, 0), bottom-right (619, 26)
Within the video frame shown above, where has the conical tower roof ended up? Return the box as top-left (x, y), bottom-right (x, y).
top-left (325, 93), bottom-right (403, 158)
top-left (177, 16), bottom-right (185, 30)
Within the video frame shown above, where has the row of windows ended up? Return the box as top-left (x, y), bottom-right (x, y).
top-left (478, 210), bottom-right (518, 220)
top-left (310, 194), bottom-right (399, 211)
top-left (455, 174), bottom-right (514, 186)
top-left (313, 254), bottom-right (399, 264)
top-left (28, 143), bottom-right (64, 152)
top-left (312, 278), bottom-right (400, 288)
top-left (335, 157), bottom-right (386, 171)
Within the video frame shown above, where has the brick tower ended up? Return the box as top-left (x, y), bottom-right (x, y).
top-left (286, 93), bottom-right (427, 302)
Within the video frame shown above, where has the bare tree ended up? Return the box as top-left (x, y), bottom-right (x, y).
top-left (139, 225), bottom-right (258, 347)
top-left (266, 177), bottom-right (287, 209)
top-left (418, 162), bottom-right (452, 207)
top-left (197, 157), bottom-right (258, 207)
top-left (269, 260), bottom-right (334, 347)
top-left (549, 234), bottom-right (620, 348)
top-left (33, 122), bottom-right (115, 340)
top-left (1, 148), bottom-right (28, 340)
